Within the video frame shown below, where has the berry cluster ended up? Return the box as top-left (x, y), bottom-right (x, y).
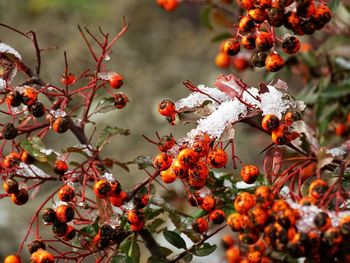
top-left (218, 0), bottom-right (332, 71)
top-left (261, 111), bottom-right (301, 145)
top-left (226, 183), bottom-right (350, 262)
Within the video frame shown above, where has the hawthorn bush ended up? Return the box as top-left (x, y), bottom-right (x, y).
top-left (1, 0), bottom-right (350, 262)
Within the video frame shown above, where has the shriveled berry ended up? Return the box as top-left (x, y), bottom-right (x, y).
top-left (3, 123), bottom-right (18, 140)
top-left (42, 208), bottom-right (57, 223)
top-left (52, 222), bottom-right (68, 237)
top-left (11, 189), bottom-right (29, 205)
top-left (114, 93), bottom-right (129, 109)
top-left (6, 91), bottom-right (22, 107)
top-left (251, 51), bottom-right (267, 67)
top-left (28, 240), bottom-right (46, 254)
top-left (29, 102), bottom-right (46, 118)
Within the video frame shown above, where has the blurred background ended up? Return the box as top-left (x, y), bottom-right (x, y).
top-left (0, 0), bottom-right (287, 261)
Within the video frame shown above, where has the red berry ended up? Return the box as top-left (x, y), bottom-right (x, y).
top-left (109, 73), bottom-right (123, 89)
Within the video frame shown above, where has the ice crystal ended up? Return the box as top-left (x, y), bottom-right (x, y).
top-left (0, 79), bottom-right (5, 91)
top-left (175, 85), bottom-right (230, 110)
top-left (50, 109), bottom-right (67, 118)
top-left (326, 146), bottom-right (347, 157)
top-left (19, 163), bottom-right (51, 178)
top-left (0, 43), bottom-right (22, 60)
top-left (101, 172), bottom-right (115, 182)
top-left (187, 100), bottom-right (248, 140)
top-left (122, 201), bottom-right (135, 211)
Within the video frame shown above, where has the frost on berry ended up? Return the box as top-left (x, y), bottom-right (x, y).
top-left (101, 172), bottom-right (115, 182)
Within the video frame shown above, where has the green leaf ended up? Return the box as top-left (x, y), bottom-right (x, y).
top-left (320, 84), bottom-right (350, 99)
top-left (149, 218), bottom-right (165, 232)
top-left (163, 230), bottom-right (187, 249)
top-left (144, 207), bottom-right (164, 220)
top-left (319, 35), bottom-right (350, 52)
top-left (182, 254), bottom-right (193, 262)
top-left (193, 243), bottom-right (217, 257)
top-left (98, 125), bottom-right (130, 147)
top-left (20, 137), bottom-right (49, 162)
top-left (211, 32), bottom-right (231, 43)
top-left (120, 239), bottom-right (140, 263)
top-left (200, 7), bottom-right (213, 29)
top-left (110, 254), bottom-right (133, 263)
top-left (94, 97), bottom-right (115, 113)
top-left (160, 247), bottom-right (173, 257)
top-left (328, 0), bottom-right (340, 12)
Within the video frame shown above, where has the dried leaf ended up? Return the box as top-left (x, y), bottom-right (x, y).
top-left (263, 146), bottom-right (283, 183)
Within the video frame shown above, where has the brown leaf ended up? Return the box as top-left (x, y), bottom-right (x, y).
top-left (263, 146), bottom-right (283, 184)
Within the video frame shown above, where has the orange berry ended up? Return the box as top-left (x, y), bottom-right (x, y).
top-left (54, 160), bottom-right (68, 175)
top-left (21, 87), bottom-right (37, 106)
top-left (188, 161), bottom-right (209, 182)
top-left (127, 210), bottom-right (144, 225)
top-left (158, 134), bottom-right (176, 152)
top-left (208, 148), bottom-right (228, 168)
top-left (60, 72), bottom-right (75, 85)
top-left (52, 116), bottom-right (70, 133)
top-left (4, 255), bottom-right (21, 263)
top-left (94, 179), bottom-right (112, 198)
top-left (209, 209), bottom-right (226, 224)
top-left (226, 246), bottom-right (241, 263)
top-left (160, 168), bottom-right (177, 183)
top-left (221, 234), bottom-right (235, 249)
top-left (255, 32), bottom-right (273, 51)
top-left (233, 56), bottom-right (249, 71)
top-left (3, 178), bottom-right (19, 194)
top-left (241, 35), bottom-right (256, 50)
top-left (234, 192), bottom-right (256, 214)
top-left (153, 152), bottom-right (172, 171)
top-left (192, 217), bottom-right (209, 233)
top-left (223, 38), bottom-right (241, 56)
top-left (255, 185), bottom-right (274, 208)
top-left (58, 185), bottom-right (75, 202)
top-left (109, 73), bottom-right (123, 89)
top-left (239, 16), bottom-right (256, 33)
top-left (11, 189), bottom-right (29, 205)
top-left (177, 148), bottom-right (199, 167)
top-left (240, 164), bottom-right (259, 184)
top-left (265, 52), bottom-right (284, 72)
top-left (56, 204), bottom-right (75, 223)
top-left (110, 191), bottom-right (128, 207)
top-left (248, 206), bottom-right (268, 226)
top-left (335, 123), bottom-right (347, 137)
top-left (158, 99), bottom-right (176, 116)
top-left (309, 179), bottom-right (328, 199)
top-left (261, 114), bottom-right (280, 132)
top-left (215, 53), bottom-right (231, 68)
top-left (227, 213), bottom-right (243, 232)
top-left (157, 0), bottom-right (178, 11)
top-left (201, 195), bottom-right (216, 211)
top-left (172, 159), bottom-right (188, 179)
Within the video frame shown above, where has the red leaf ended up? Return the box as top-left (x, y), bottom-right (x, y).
top-left (214, 74), bottom-right (245, 99)
top-left (263, 146), bottom-right (283, 184)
